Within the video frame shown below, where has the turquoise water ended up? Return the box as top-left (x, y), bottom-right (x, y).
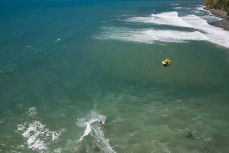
top-left (1, 0), bottom-right (229, 152)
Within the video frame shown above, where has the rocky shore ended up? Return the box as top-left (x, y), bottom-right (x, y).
top-left (205, 8), bottom-right (229, 31)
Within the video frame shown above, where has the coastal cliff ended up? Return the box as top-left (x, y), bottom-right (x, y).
top-left (204, 0), bottom-right (229, 15)
top-left (204, 0), bottom-right (229, 30)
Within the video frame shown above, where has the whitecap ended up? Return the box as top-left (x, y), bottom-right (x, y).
top-left (17, 121), bottom-right (63, 152)
top-left (97, 11), bottom-right (229, 48)
top-left (27, 106), bottom-right (37, 117)
top-left (17, 107), bottom-right (64, 152)
top-left (195, 5), bottom-right (205, 11)
top-left (96, 27), bottom-right (207, 44)
top-left (125, 12), bottom-right (193, 28)
top-left (174, 6), bottom-right (191, 10)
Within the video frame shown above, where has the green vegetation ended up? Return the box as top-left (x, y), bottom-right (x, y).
top-left (204, 0), bottom-right (229, 15)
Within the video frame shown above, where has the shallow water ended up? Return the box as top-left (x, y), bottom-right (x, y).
top-left (0, 0), bottom-right (229, 152)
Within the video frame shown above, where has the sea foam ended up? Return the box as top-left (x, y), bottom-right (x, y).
top-left (18, 121), bottom-right (63, 152)
top-left (76, 110), bottom-right (116, 153)
top-left (17, 107), bottom-right (64, 152)
top-left (125, 12), bottom-right (193, 28)
top-left (181, 15), bottom-right (229, 48)
top-left (96, 27), bottom-right (207, 44)
top-left (96, 11), bottom-right (229, 48)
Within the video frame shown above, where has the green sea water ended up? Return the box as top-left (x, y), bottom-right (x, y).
top-left (0, 0), bottom-right (229, 152)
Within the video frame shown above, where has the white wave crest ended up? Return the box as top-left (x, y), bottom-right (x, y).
top-left (195, 6), bottom-right (205, 11)
top-left (125, 12), bottom-right (193, 28)
top-left (96, 27), bottom-right (207, 44)
top-left (96, 11), bottom-right (229, 48)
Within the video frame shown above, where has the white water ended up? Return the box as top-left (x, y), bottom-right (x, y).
top-left (17, 107), bottom-right (64, 152)
top-left (125, 12), bottom-right (193, 28)
top-left (96, 10), bottom-right (229, 48)
top-left (96, 27), bottom-right (208, 43)
top-left (76, 110), bottom-right (116, 153)
top-left (181, 14), bottom-right (229, 48)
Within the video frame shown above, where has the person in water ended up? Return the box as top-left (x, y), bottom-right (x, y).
top-left (99, 120), bottom-right (105, 126)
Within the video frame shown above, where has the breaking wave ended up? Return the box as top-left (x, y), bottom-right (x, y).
top-left (125, 12), bottom-right (193, 28)
top-left (95, 10), bottom-right (229, 48)
top-left (181, 14), bottom-right (229, 48)
top-left (96, 27), bottom-right (207, 43)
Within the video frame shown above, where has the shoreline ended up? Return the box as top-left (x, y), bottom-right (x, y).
top-left (204, 7), bottom-right (229, 31)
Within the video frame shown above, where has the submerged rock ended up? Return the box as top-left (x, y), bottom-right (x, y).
top-left (185, 131), bottom-right (193, 138)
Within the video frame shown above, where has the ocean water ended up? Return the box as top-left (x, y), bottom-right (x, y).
top-left (1, 0), bottom-right (229, 152)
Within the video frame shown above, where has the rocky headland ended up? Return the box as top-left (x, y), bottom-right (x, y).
top-left (204, 0), bottom-right (229, 30)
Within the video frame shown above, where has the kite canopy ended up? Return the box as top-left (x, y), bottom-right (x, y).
top-left (162, 58), bottom-right (171, 67)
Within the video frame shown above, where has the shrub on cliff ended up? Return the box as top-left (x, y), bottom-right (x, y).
top-left (205, 0), bottom-right (229, 15)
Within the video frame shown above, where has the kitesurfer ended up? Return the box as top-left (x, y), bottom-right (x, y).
top-left (99, 120), bottom-right (105, 126)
